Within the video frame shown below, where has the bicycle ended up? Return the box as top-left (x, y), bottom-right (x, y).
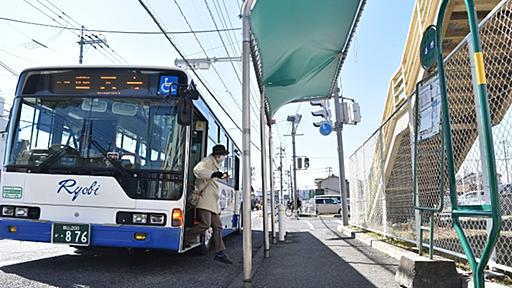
top-left (285, 201), bottom-right (302, 217)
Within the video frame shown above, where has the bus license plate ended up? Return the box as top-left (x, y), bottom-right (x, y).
top-left (52, 223), bottom-right (90, 246)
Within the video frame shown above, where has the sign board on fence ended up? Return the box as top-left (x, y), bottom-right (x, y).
top-left (417, 73), bottom-right (441, 141)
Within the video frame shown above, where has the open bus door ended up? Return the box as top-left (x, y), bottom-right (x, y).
top-left (181, 111), bottom-right (208, 253)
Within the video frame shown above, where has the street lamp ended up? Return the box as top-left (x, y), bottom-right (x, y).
top-left (175, 56), bottom-right (241, 70)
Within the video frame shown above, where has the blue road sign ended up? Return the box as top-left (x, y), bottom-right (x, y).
top-left (319, 122), bottom-right (333, 136)
top-left (158, 75), bottom-right (179, 96)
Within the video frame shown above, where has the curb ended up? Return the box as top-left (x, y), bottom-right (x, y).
top-left (337, 225), bottom-right (510, 288)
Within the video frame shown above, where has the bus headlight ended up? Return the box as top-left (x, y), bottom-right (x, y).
top-left (149, 214), bottom-right (165, 225)
top-left (15, 207), bottom-right (29, 218)
top-left (132, 213), bottom-right (147, 224)
top-left (2, 206), bottom-right (14, 216)
top-left (171, 209), bottom-right (183, 227)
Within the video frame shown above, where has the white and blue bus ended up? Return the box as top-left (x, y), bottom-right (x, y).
top-left (0, 66), bottom-right (242, 253)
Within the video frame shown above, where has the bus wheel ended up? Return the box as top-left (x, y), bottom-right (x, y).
top-left (199, 227), bottom-right (213, 255)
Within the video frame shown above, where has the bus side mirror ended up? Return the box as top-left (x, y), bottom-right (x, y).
top-left (184, 81), bottom-right (200, 100)
top-left (177, 97), bottom-right (193, 126)
top-left (177, 81), bottom-right (201, 125)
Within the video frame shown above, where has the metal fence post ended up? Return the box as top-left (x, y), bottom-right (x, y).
top-left (260, 100), bottom-right (270, 258)
top-left (241, 1), bottom-right (254, 285)
top-left (379, 129), bottom-right (388, 235)
top-left (408, 95), bottom-right (422, 252)
top-left (269, 123), bottom-right (277, 244)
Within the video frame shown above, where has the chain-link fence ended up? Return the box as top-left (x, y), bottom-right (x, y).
top-left (348, 0), bottom-right (512, 272)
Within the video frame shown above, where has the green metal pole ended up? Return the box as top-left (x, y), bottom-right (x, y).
top-left (463, 1), bottom-right (502, 287)
top-left (435, 0), bottom-right (482, 284)
top-left (435, 0), bottom-right (502, 287)
top-left (435, 0), bottom-right (458, 221)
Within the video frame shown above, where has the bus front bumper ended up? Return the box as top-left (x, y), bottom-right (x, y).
top-left (0, 219), bottom-right (182, 251)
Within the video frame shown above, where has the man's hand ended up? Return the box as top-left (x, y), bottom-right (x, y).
top-left (211, 171), bottom-right (224, 178)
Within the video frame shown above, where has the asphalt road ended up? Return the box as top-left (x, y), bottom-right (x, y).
top-left (0, 213), bottom-right (400, 288)
top-left (0, 212), bottom-right (263, 288)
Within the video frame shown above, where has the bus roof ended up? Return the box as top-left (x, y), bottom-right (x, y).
top-left (19, 65), bottom-right (190, 77)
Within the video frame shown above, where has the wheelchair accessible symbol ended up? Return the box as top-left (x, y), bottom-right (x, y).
top-left (158, 75), bottom-right (179, 96)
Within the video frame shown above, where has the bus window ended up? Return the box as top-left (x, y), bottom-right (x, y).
top-left (208, 119), bottom-right (219, 143)
top-left (219, 130), bottom-right (227, 147)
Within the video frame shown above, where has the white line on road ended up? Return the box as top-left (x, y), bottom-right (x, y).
top-left (304, 220), bottom-right (314, 231)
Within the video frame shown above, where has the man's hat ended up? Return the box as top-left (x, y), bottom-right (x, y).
top-left (212, 144), bottom-right (229, 156)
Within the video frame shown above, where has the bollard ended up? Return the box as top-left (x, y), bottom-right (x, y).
top-left (278, 204), bottom-right (286, 241)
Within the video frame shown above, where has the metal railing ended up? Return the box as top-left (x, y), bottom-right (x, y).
top-left (349, 0), bottom-right (512, 273)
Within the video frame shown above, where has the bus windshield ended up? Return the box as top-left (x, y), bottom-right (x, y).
top-left (6, 96), bottom-right (186, 200)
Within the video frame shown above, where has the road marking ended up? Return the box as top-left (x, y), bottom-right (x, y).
top-left (304, 220), bottom-right (314, 230)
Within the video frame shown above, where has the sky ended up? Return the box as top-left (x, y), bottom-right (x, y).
top-left (0, 0), bottom-right (415, 192)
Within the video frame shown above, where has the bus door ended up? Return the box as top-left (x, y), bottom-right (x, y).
top-left (184, 115), bottom-right (207, 229)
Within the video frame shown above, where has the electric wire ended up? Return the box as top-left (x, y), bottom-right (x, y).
top-left (213, 0), bottom-right (261, 114)
top-left (202, 0), bottom-right (261, 130)
top-left (41, 0), bottom-right (127, 64)
top-left (138, 0), bottom-right (261, 151)
top-left (173, 0), bottom-right (260, 132)
top-left (22, 0), bottom-right (119, 64)
top-left (0, 16), bottom-right (241, 34)
top-left (0, 60), bottom-right (18, 77)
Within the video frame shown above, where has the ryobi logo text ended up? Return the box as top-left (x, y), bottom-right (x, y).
top-left (57, 179), bottom-right (101, 201)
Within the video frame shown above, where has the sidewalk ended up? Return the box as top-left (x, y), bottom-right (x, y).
top-left (230, 216), bottom-right (400, 288)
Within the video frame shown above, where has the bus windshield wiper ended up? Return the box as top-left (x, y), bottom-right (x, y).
top-left (37, 145), bottom-right (78, 169)
top-left (88, 139), bottom-right (132, 177)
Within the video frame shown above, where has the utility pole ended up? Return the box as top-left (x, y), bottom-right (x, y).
top-left (326, 166), bottom-right (333, 176)
top-left (77, 26), bottom-right (109, 64)
top-left (287, 114), bottom-right (301, 218)
top-left (279, 147), bottom-right (285, 204)
top-left (78, 26), bottom-right (84, 64)
top-left (288, 167), bottom-right (293, 203)
top-left (333, 87), bottom-right (349, 226)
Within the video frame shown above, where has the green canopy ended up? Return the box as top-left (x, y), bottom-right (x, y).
top-left (250, 0), bottom-right (365, 115)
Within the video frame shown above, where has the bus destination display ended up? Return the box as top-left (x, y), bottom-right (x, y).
top-left (52, 71), bottom-right (149, 95)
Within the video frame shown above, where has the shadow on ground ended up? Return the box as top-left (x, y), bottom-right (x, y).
top-left (251, 231), bottom-right (384, 288)
top-left (1, 231), bottom-right (263, 288)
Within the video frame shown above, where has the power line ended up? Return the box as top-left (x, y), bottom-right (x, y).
top-left (138, 0), bottom-right (240, 131)
top-left (0, 60), bottom-right (18, 77)
top-left (202, 0), bottom-right (259, 117)
top-left (212, 0), bottom-right (261, 114)
top-left (205, 0), bottom-right (260, 117)
top-left (172, 0), bottom-right (259, 132)
top-left (22, 0), bottom-right (118, 64)
top-left (138, 0), bottom-right (261, 151)
top-left (173, 0), bottom-right (238, 110)
top-left (38, 0), bottom-right (127, 64)
top-left (0, 16), bottom-right (241, 35)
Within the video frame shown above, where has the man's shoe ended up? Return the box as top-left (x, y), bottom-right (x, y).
top-left (214, 254), bottom-right (233, 264)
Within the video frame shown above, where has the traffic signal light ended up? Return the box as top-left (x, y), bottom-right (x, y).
top-left (296, 157), bottom-right (310, 170)
top-left (310, 100), bottom-right (333, 136)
